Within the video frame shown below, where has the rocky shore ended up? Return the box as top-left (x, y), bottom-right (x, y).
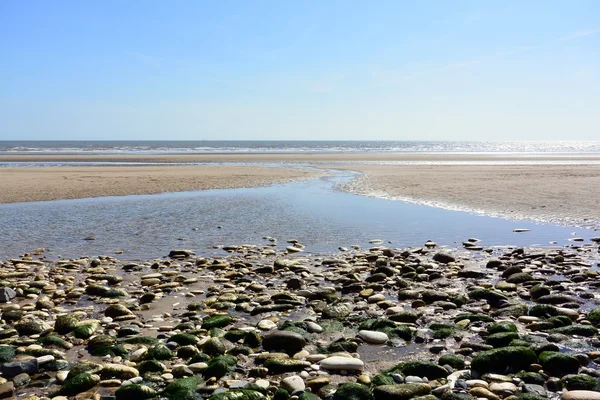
top-left (1, 238), bottom-right (600, 400)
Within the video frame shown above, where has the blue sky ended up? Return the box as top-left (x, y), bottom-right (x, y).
top-left (1, 1), bottom-right (599, 140)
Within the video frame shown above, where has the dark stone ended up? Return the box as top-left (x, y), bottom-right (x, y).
top-left (262, 331), bottom-right (306, 354)
top-left (1, 359), bottom-right (38, 378)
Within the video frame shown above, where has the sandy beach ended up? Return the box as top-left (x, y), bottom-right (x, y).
top-left (0, 165), bottom-right (320, 203)
top-left (337, 164), bottom-right (600, 227)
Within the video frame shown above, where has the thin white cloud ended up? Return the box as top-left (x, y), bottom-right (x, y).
top-left (558, 29), bottom-right (599, 41)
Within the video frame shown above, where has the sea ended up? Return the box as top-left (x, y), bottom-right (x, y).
top-left (0, 140), bottom-right (599, 260)
top-left (2, 140), bottom-right (600, 154)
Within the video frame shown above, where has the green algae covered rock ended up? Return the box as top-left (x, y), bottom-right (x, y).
top-left (170, 333), bottom-right (200, 346)
top-left (138, 359), bottom-right (165, 374)
top-left (587, 307), bottom-right (600, 326)
top-left (73, 321), bottom-right (99, 339)
top-left (15, 320), bottom-right (48, 336)
top-left (162, 376), bottom-right (202, 400)
top-left (202, 315), bottom-right (234, 329)
top-left (388, 311), bottom-right (420, 324)
top-left (202, 354), bottom-right (237, 379)
top-left (387, 361), bottom-right (449, 380)
top-left (55, 314), bottom-right (80, 334)
top-left (209, 390), bottom-right (267, 400)
top-left (87, 334), bottom-right (116, 356)
top-left (548, 324), bottom-right (598, 337)
top-left (486, 332), bottom-right (520, 348)
top-left (55, 372), bottom-right (100, 396)
top-left (563, 374), bottom-right (600, 391)
top-left (538, 351), bottom-right (579, 377)
top-left (374, 384), bottom-right (431, 400)
top-left (0, 346), bottom-right (16, 363)
top-left (471, 346), bottom-right (537, 375)
top-left (120, 335), bottom-right (159, 346)
top-left (529, 285), bottom-right (551, 300)
top-left (438, 354), bottom-right (465, 370)
top-left (264, 358), bottom-right (311, 374)
top-left (146, 344), bottom-right (173, 360)
top-left (333, 382), bottom-right (372, 400)
top-left (372, 373), bottom-right (396, 387)
top-left (488, 321), bottom-right (518, 334)
top-left (66, 362), bottom-right (103, 380)
top-left (528, 304), bottom-right (558, 318)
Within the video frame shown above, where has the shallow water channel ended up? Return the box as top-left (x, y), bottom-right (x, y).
top-left (0, 169), bottom-right (597, 260)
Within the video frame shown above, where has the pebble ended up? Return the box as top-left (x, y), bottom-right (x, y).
top-left (319, 356), bottom-right (364, 371)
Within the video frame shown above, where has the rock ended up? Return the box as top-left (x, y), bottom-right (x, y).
top-left (320, 356), bottom-right (364, 371)
top-left (104, 304), bottom-right (133, 318)
top-left (563, 375), bottom-right (600, 391)
top-left (73, 321), bottom-right (99, 339)
top-left (0, 382), bottom-right (14, 399)
top-left (469, 387), bottom-right (499, 400)
top-left (388, 361), bottom-right (449, 380)
top-left (358, 330), bottom-right (389, 344)
top-left (115, 383), bottom-right (157, 399)
top-left (374, 383), bottom-right (432, 400)
top-left (55, 314), bottom-right (80, 334)
top-left (489, 382), bottom-right (518, 396)
top-left (562, 391), bottom-right (600, 400)
top-left (202, 315), bottom-right (234, 329)
top-left (1, 359), bottom-right (39, 378)
top-left (55, 372), bottom-right (101, 396)
top-left (0, 288), bottom-right (16, 303)
top-left (322, 304), bottom-right (350, 319)
top-left (281, 375), bottom-right (305, 393)
top-left (162, 376), bottom-right (201, 399)
top-left (87, 334), bottom-right (117, 356)
top-left (262, 331), bottom-right (306, 354)
top-left (539, 352), bottom-right (580, 377)
top-left (100, 363), bottom-right (140, 380)
top-left (0, 346), bottom-right (16, 363)
top-left (471, 346), bottom-right (537, 375)
top-left (264, 358), bottom-right (311, 374)
top-left (438, 354), bottom-right (465, 370)
top-left (168, 249), bottom-right (195, 258)
top-left (12, 372), bottom-right (30, 387)
top-left (550, 325), bottom-right (598, 337)
top-left (146, 344), bottom-right (173, 360)
top-left (333, 382), bottom-right (373, 400)
top-left (203, 354), bottom-right (237, 379)
top-left (15, 320), bottom-right (48, 335)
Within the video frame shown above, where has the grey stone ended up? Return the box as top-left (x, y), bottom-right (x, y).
top-left (0, 288), bottom-right (16, 303)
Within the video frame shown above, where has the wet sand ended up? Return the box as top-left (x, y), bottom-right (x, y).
top-left (337, 164), bottom-right (600, 227)
top-left (0, 165), bottom-right (320, 203)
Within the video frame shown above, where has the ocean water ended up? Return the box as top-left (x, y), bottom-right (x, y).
top-left (2, 140), bottom-right (600, 154)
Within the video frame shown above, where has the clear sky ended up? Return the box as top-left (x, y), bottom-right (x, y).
top-left (1, 0), bottom-right (599, 141)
